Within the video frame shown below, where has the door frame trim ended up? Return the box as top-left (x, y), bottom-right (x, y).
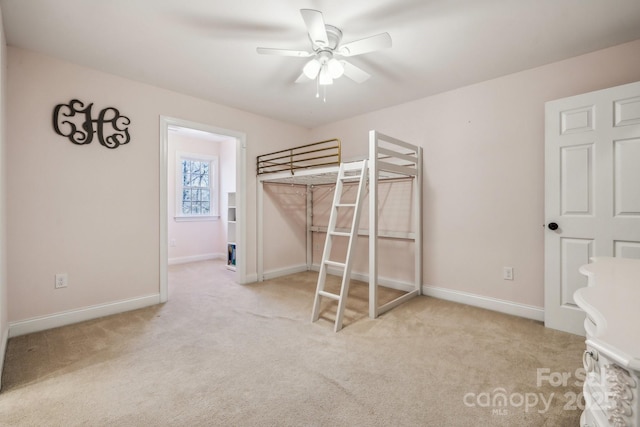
top-left (159, 116), bottom-right (247, 301)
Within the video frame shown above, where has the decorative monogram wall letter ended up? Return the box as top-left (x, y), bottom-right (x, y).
top-left (53, 99), bottom-right (131, 149)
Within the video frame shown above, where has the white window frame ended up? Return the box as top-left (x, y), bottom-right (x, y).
top-left (175, 151), bottom-right (219, 221)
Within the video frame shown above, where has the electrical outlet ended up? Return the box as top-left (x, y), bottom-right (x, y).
top-left (55, 273), bottom-right (68, 289)
top-left (503, 267), bottom-right (514, 281)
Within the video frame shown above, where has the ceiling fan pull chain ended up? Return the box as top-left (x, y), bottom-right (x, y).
top-left (315, 76), bottom-right (320, 98)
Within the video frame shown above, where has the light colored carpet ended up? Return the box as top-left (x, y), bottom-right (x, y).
top-left (1, 260), bottom-right (584, 426)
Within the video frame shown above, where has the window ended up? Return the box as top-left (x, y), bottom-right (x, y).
top-left (176, 152), bottom-right (219, 220)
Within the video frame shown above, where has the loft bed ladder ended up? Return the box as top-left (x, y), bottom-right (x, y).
top-left (311, 160), bottom-right (368, 332)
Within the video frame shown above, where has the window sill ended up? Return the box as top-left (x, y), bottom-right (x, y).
top-left (174, 215), bottom-right (220, 222)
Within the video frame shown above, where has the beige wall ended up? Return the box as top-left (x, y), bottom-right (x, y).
top-left (0, 6), bottom-right (7, 385)
top-left (310, 39), bottom-right (640, 308)
top-left (261, 183), bottom-right (309, 275)
top-left (5, 37), bottom-right (640, 331)
top-left (6, 47), bottom-right (308, 323)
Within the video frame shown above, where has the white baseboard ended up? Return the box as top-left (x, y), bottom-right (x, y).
top-left (260, 264), bottom-right (309, 281)
top-left (244, 273), bottom-right (258, 284)
top-left (309, 264), bottom-right (543, 321)
top-left (309, 264), bottom-right (416, 293)
top-left (422, 285), bottom-right (544, 322)
top-left (168, 253), bottom-right (223, 265)
top-left (8, 294), bottom-right (161, 338)
top-left (0, 326), bottom-right (8, 389)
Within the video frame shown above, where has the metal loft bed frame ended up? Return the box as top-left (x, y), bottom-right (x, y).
top-left (256, 130), bottom-right (423, 320)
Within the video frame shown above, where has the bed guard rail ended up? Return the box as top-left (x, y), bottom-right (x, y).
top-left (257, 138), bottom-right (341, 175)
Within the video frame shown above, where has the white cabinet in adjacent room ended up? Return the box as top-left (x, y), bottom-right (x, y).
top-left (226, 192), bottom-right (236, 271)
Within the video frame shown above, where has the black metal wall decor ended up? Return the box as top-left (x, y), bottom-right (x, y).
top-left (53, 99), bottom-right (131, 149)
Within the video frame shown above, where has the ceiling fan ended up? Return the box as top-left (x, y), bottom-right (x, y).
top-left (257, 9), bottom-right (392, 88)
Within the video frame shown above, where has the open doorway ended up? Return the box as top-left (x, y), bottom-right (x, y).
top-left (159, 117), bottom-right (246, 302)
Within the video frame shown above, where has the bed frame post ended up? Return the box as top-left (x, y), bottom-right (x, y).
top-left (368, 130), bottom-right (379, 319)
top-left (257, 178), bottom-right (264, 281)
top-left (415, 146), bottom-right (423, 294)
top-left (306, 185), bottom-right (313, 271)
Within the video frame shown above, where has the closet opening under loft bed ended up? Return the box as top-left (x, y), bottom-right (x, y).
top-left (256, 130), bottom-right (423, 320)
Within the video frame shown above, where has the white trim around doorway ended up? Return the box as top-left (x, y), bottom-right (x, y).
top-left (159, 116), bottom-right (247, 302)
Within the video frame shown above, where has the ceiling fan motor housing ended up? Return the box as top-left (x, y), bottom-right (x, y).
top-left (314, 25), bottom-right (342, 51)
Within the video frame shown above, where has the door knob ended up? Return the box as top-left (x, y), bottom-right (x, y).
top-left (548, 222), bottom-right (559, 230)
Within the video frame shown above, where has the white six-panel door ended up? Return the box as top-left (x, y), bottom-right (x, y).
top-left (545, 81), bottom-right (640, 335)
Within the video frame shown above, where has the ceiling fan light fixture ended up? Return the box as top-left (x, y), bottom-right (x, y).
top-left (303, 58), bottom-right (321, 79)
top-left (319, 65), bottom-right (333, 85)
top-left (327, 58), bottom-right (344, 79)
top-left (257, 9), bottom-right (391, 98)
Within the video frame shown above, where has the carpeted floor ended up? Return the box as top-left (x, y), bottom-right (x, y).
top-left (0, 260), bottom-right (585, 426)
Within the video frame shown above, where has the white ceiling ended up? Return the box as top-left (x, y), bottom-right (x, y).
top-left (2, 0), bottom-right (640, 128)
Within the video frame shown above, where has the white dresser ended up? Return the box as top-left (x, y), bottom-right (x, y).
top-left (575, 257), bottom-right (640, 427)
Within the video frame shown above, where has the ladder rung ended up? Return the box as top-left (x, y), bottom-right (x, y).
top-left (329, 231), bottom-right (351, 237)
top-left (324, 260), bottom-right (345, 269)
top-left (318, 291), bottom-right (341, 301)
top-left (335, 203), bottom-right (356, 208)
top-left (340, 162), bottom-right (365, 171)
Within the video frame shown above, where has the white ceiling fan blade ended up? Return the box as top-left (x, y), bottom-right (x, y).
top-left (341, 61), bottom-right (371, 83)
top-left (295, 72), bottom-right (310, 83)
top-left (300, 9), bottom-right (328, 48)
top-left (338, 32), bottom-right (392, 57)
top-left (256, 47), bottom-right (312, 57)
